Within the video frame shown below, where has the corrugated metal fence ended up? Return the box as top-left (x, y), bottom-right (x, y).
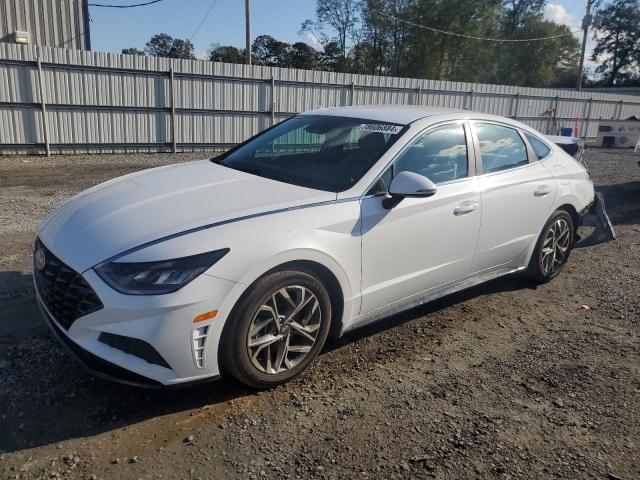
top-left (2, 43), bottom-right (640, 155)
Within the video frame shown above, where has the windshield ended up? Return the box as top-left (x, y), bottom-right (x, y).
top-left (214, 115), bottom-right (406, 192)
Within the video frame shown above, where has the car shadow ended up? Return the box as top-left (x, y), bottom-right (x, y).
top-left (595, 182), bottom-right (640, 226)
top-left (0, 269), bottom-right (535, 453)
top-left (332, 272), bottom-right (535, 348)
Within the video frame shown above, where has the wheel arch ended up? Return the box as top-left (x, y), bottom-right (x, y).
top-left (216, 249), bottom-right (354, 345)
top-left (262, 260), bottom-right (345, 340)
top-left (556, 203), bottom-right (580, 233)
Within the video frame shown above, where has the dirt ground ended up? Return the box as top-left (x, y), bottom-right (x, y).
top-left (0, 149), bottom-right (638, 480)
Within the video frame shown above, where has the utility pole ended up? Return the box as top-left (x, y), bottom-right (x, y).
top-left (245, 0), bottom-right (252, 65)
top-left (577, 0), bottom-right (601, 91)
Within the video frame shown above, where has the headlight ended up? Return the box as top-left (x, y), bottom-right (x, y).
top-left (95, 249), bottom-right (229, 295)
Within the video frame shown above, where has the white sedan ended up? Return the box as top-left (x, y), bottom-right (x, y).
top-left (34, 106), bottom-right (612, 389)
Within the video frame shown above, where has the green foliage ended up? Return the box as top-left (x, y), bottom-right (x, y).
top-left (496, 20), bottom-right (580, 87)
top-left (121, 47), bottom-right (145, 56)
top-left (286, 42), bottom-right (322, 70)
top-left (131, 0), bottom-right (635, 88)
top-left (209, 45), bottom-right (245, 63)
top-left (303, 0), bottom-right (582, 87)
top-left (252, 35), bottom-right (291, 66)
top-left (313, 0), bottom-right (359, 71)
top-left (591, 0), bottom-right (640, 86)
top-left (144, 33), bottom-right (195, 59)
top-left (209, 36), bottom-right (338, 71)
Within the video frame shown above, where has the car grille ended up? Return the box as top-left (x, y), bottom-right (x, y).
top-left (33, 238), bottom-right (103, 330)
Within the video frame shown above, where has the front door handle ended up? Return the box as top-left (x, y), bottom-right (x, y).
top-left (534, 185), bottom-right (552, 197)
top-left (454, 201), bottom-right (479, 216)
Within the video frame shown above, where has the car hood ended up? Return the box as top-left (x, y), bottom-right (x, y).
top-left (38, 160), bottom-right (335, 272)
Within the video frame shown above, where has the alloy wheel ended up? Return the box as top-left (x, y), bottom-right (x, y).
top-left (247, 285), bottom-right (322, 374)
top-left (540, 218), bottom-right (571, 276)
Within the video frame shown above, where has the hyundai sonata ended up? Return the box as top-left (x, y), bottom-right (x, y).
top-left (34, 106), bottom-right (613, 388)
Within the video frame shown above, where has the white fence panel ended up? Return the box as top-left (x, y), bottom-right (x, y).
top-left (1, 43), bottom-right (639, 155)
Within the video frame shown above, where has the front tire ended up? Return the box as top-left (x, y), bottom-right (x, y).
top-left (220, 269), bottom-right (332, 389)
top-left (527, 209), bottom-right (575, 283)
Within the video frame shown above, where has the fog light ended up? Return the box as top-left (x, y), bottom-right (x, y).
top-left (191, 325), bottom-right (209, 368)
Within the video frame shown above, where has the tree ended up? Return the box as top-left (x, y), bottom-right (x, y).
top-left (502, 0), bottom-right (546, 36)
top-left (305, 0), bottom-right (359, 71)
top-left (252, 35), bottom-right (290, 66)
top-left (498, 20), bottom-right (580, 87)
top-left (320, 41), bottom-right (344, 71)
top-left (400, 0), bottom-right (501, 83)
top-left (121, 47), bottom-right (145, 56)
top-left (591, 0), bottom-right (640, 86)
top-left (209, 44), bottom-right (245, 64)
top-left (285, 42), bottom-right (322, 69)
top-left (145, 33), bottom-right (196, 59)
top-left (358, 0), bottom-right (414, 77)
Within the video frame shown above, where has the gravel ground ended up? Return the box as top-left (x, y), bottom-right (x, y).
top-left (0, 148), bottom-right (638, 480)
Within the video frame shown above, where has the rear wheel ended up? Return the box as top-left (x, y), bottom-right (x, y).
top-left (527, 210), bottom-right (575, 283)
top-left (220, 270), bottom-right (332, 389)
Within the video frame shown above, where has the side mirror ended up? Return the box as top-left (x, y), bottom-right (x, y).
top-left (383, 171), bottom-right (437, 209)
top-left (388, 171), bottom-right (437, 198)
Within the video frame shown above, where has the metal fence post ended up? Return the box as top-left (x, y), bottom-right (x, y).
top-left (553, 95), bottom-right (560, 134)
top-left (350, 82), bottom-right (355, 106)
top-left (36, 57), bottom-right (51, 156)
top-left (617, 99), bottom-right (623, 119)
top-left (467, 89), bottom-right (474, 110)
top-left (512, 92), bottom-right (520, 119)
top-left (169, 66), bottom-right (177, 153)
top-left (414, 86), bottom-right (422, 105)
top-left (583, 98), bottom-right (593, 139)
top-left (270, 77), bottom-right (276, 126)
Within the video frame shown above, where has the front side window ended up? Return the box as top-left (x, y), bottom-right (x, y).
top-left (216, 115), bottom-right (405, 192)
top-left (394, 123), bottom-right (469, 184)
top-left (475, 123), bottom-right (529, 174)
top-left (524, 132), bottom-right (551, 160)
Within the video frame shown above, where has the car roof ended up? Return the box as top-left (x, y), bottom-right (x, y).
top-left (300, 105), bottom-right (465, 125)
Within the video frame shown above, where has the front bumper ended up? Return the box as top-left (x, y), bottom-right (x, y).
top-left (577, 192), bottom-right (616, 248)
top-left (35, 262), bottom-right (237, 388)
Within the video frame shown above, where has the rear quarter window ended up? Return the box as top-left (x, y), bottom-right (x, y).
top-left (524, 132), bottom-right (552, 160)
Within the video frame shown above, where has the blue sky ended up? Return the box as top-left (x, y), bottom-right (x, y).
top-left (89, 0), bottom-right (593, 66)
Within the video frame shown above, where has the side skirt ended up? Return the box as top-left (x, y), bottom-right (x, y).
top-left (342, 265), bottom-right (525, 335)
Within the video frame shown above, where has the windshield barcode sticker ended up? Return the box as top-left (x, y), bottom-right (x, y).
top-left (357, 123), bottom-right (403, 134)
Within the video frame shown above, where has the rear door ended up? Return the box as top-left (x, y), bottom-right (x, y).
top-left (469, 122), bottom-right (556, 274)
top-left (359, 122), bottom-right (482, 314)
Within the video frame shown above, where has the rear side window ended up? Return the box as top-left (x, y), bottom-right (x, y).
top-left (524, 132), bottom-right (551, 160)
top-left (475, 123), bottom-right (529, 174)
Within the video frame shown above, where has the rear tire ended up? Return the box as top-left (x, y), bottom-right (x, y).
top-left (527, 209), bottom-right (575, 284)
top-left (220, 269), bottom-right (332, 389)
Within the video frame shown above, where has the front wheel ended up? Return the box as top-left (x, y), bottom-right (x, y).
top-left (527, 210), bottom-right (575, 283)
top-left (220, 270), bottom-right (332, 389)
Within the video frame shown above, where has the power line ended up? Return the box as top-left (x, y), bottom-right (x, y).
top-left (88, 0), bottom-right (165, 8)
top-left (189, 0), bottom-right (220, 41)
top-left (372, 9), bottom-right (583, 43)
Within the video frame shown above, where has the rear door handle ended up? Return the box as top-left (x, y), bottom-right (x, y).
top-left (534, 185), bottom-right (552, 197)
top-left (454, 201), bottom-right (479, 216)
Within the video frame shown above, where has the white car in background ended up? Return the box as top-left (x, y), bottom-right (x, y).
top-left (34, 106), bottom-right (613, 389)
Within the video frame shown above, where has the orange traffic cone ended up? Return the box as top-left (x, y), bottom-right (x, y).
top-left (574, 116), bottom-right (580, 137)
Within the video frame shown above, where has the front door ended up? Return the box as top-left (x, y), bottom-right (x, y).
top-left (360, 122), bottom-right (482, 315)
